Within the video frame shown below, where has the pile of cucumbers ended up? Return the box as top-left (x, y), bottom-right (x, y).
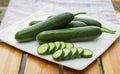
top-left (37, 41), bottom-right (93, 61)
top-left (15, 12), bottom-right (115, 42)
top-left (14, 12), bottom-right (116, 61)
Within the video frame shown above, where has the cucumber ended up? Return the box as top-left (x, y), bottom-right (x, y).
top-left (63, 21), bottom-right (87, 28)
top-left (74, 17), bottom-right (116, 34)
top-left (60, 41), bottom-right (66, 49)
top-left (74, 17), bottom-right (102, 27)
top-left (30, 21), bottom-right (87, 28)
top-left (54, 41), bottom-right (61, 51)
top-left (15, 12), bottom-right (74, 42)
top-left (52, 49), bottom-right (64, 60)
top-left (29, 20), bottom-right (42, 26)
top-left (37, 43), bottom-right (49, 55)
top-left (82, 49), bottom-right (93, 58)
top-left (63, 48), bottom-right (72, 60)
top-left (70, 48), bottom-right (79, 59)
top-left (48, 42), bottom-right (55, 53)
top-left (77, 47), bottom-right (84, 57)
top-left (65, 43), bottom-right (74, 48)
top-left (36, 26), bottom-right (102, 42)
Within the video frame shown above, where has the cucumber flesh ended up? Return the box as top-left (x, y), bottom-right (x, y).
top-left (70, 48), bottom-right (79, 59)
top-left (54, 42), bottom-right (61, 51)
top-left (52, 49), bottom-right (64, 60)
top-left (63, 48), bottom-right (72, 60)
top-left (48, 42), bottom-right (55, 53)
top-left (60, 41), bottom-right (66, 49)
top-left (37, 43), bottom-right (49, 55)
top-left (65, 43), bottom-right (74, 48)
top-left (77, 47), bottom-right (84, 57)
top-left (82, 49), bottom-right (93, 58)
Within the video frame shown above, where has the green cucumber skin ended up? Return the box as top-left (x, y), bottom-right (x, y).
top-left (74, 17), bottom-right (102, 27)
top-left (15, 12), bottom-right (74, 42)
top-left (64, 21), bottom-right (87, 28)
top-left (30, 21), bottom-right (87, 28)
top-left (29, 21), bottom-right (42, 26)
top-left (36, 26), bottom-right (102, 42)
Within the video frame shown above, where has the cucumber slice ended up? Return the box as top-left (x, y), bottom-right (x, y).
top-left (54, 42), bottom-right (61, 51)
top-left (63, 48), bottom-right (72, 60)
top-left (60, 41), bottom-right (66, 49)
top-left (48, 42), bottom-right (55, 53)
top-left (37, 43), bottom-right (49, 55)
top-left (52, 49), bottom-right (64, 60)
top-left (77, 47), bottom-right (84, 57)
top-left (82, 49), bottom-right (93, 58)
top-left (65, 43), bottom-right (74, 48)
top-left (70, 48), bottom-right (78, 59)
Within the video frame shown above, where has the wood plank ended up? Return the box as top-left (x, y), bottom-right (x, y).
top-left (101, 37), bottom-right (120, 74)
top-left (24, 55), bottom-right (59, 74)
top-left (101, 0), bottom-right (120, 74)
top-left (0, 42), bottom-right (23, 74)
top-left (24, 56), bottom-right (100, 74)
top-left (64, 60), bottom-right (100, 74)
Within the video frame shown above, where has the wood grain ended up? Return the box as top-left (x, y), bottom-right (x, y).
top-left (24, 55), bottom-right (59, 74)
top-left (0, 42), bottom-right (23, 74)
top-left (25, 55), bottom-right (100, 74)
top-left (101, 37), bottom-right (120, 74)
top-left (64, 60), bottom-right (100, 74)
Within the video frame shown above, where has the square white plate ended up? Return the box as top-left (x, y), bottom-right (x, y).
top-left (0, 5), bottom-right (120, 70)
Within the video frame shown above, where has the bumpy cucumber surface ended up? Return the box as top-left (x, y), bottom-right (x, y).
top-left (15, 12), bottom-right (74, 42)
top-left (36, 26), bottom-right (102, 42)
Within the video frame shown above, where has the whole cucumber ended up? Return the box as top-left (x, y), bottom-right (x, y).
top-left (74, 17), bottom-right (102, 27)
top-left (29, 20), bottom-right (87, 28)
top-left (60, 21), bottom-right (87, 28)
top-left (36, 26), bottom-right (102, 42)
top-left (15, 12), bottom-right (74, 42)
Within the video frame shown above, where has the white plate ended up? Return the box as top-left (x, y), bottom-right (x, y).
top-left (0, 6), bottom-right (120, 70)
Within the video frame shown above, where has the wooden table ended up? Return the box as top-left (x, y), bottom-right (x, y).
top-left (0, 0), bottom-right (120, 74)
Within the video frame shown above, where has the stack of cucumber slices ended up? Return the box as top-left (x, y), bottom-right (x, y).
top-left (37, 41), bottom-right (93, 61)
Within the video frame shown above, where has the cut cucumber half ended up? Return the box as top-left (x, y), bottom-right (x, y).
top-left (82, 49), bottom-right (93, 58)
top-left (37, 43), bottom-right (49, 55)
top-left (77, 47), bottom-right (84, 57)
top-left (70, 48), bottom-right (79, 59)
top-left (65, 43), bottom-right (74, 48)
top-left (54, 41), bottom-right (61, 51)
top-left (60, 41), bottom-right (66, 49)
top-left (52, 49), bottom-right (64, 60)
top-left (48, 42), bottom-right (55, 53)
top-left (63, 48), bottom-right (72, 60)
